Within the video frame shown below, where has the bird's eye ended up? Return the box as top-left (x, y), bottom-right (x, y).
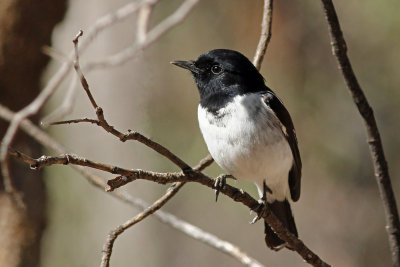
top-left (211, 65), bottom-right (222, 74)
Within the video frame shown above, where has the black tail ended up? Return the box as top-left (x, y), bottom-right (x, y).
top-left (264, 199), bottom-right (298, 251)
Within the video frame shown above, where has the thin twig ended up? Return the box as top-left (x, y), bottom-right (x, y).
top-left (49, 118), bottom-right (100, 126)
top-left (252, 3), bottom-right (330, 266)
top-left (41, 76), bottom-right (79, 127)
top-left (73, 30), bottom-right (98, 110)
top-left (66, 30), bottom-right (192, 170)
top-left (100, 182), bottom-right (185, 267)
top-left (46, 4), bottom-right (329, 264)
top-left (100, 181), bottom-right (264, 267)
top-left (0, 0), bottom-right (199, 194)
top-left (320, 1), bottom-right (400, 265)
top-left (253, 0), bottom-right (273, 70)
top-left (84, 0), bottom-right (200, 70)
top-left (40, 0), bottom-right (147, 125)
top-left (0, 104), bottom-right (262, 267)
top-left (0, 155), bottom-right (24, 208)
top-left (136, 1), bottom-right (158, 43)
top-left (0, 0), bottom-right (150, 198)
top-left (0, 0), bottom-right (333, 265)
top-left (193, 154), bottom-right (214, 172)
top-left (156, 206), bottom-right (265, 267)
top-left (6, 147), bottom-right (36, 165)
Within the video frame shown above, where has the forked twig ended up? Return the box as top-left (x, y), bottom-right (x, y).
top-left (9, 149), bottom-right (330, 266)
top-left (0, 105), bottom-right (262, 267)
top-left (100, 182), bottom-right (182, 267)
top-left (0, 0), bottom-right (199, 198)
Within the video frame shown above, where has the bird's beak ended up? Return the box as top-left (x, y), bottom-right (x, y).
top-left (171, 60), bottom-right (202, 74)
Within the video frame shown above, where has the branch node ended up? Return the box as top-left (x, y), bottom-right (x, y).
top-left (96, 107), bottom-right (104, 116)
top-left (64, 154), bottom-right (71, 165)
top-left (73, 30), bottom-right (83, 45)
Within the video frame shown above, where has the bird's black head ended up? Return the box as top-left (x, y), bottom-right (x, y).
top-left (172, 49), bottom-right (267, 112)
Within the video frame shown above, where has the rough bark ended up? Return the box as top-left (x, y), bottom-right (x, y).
top-left (0, 0), bottom-right (67, 266)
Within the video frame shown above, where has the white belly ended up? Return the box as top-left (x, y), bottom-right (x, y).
top-left (198, 94), bottom-right (293, 201)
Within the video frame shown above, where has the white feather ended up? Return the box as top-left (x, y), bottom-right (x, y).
top-left (198, 93), bottom-right (293, 201)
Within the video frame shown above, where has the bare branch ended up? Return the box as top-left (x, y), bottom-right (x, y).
top-left (66, 30), bottom-right (192, 170)
top-left (41, 76), bottom-right (79, 126)
top-left (48, 118), bottom-right (100, 126)
top-left (100, 182), bottom-right (185, 267)
top-left (136, 0), bottom-right (158, 43)
top-left (101, 153), bottom-right (215, 267)
top-left (6, 147), bottom-right (36, 165)
top-left (193, 154), bottom-right (214, 172)
top-left (156, 207), bottom-right (265, 267)
top-left (0, 104), bottom-right (262, 267)
top-left (0, 0), bottom-right (335, 265)
top-left (85, 0), bottom-right (200, 70)
top-left (10, 148), bottom-right (330, 266)
top-left (0, 0), bottom-right (199, 194)
top-left (34, 22), bottom-right (329, 263)
top-left (320, 1), bottom-right (400, 265)
top-left (0, 154), bottom-right (24, 208)
top-left (0, 61), bottom-right (70, 195)
top-left (40, 0), bottom-right (148, 125)
top-left (73, 30), bottom-right (98, 110)
top-left (101, 181), bottom-right (265, 267)
top-left (251, 3), bottom-right (329, 266)
top-left (0, 0), bottom-right (153, 196)
top-left (253, 0), bottom-right (273, 70)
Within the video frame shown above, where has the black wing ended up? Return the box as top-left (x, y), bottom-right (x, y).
top-left (263, 90), bottom-right (302, 202)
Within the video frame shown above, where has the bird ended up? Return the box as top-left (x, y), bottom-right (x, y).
top-left (171, 49), bottom-right (301, 250)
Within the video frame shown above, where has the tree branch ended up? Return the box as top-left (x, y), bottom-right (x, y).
top-left (253, 0), bottom-right (273, 70)
top-left (46, 2), bottom-right (329, 266)
top-left (40, 75), bottom-right (79, 126)
top-left (0, 104), bottom-right (262, 267)
top-left (320, 1), bottom-right (400, 266)
top-left (100, 182), bottom-right (185, 267)
top-left (50, 30), bottom-right (192, 171)
top-left (84, 0), bottom-right (200, 70)
top-left (10, 149), bottom-right (330, 266)
top-left (0, 0), bottom-right (335, 265)
top-left (0, 0), bottom-right (199, 197)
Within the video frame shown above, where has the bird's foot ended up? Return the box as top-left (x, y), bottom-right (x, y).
top-left (250, 180), bottom-right (269, 224)
top-left (214, 174), bottom-right (235, 202)
top-left (250, 198), bottom-right (266, 224)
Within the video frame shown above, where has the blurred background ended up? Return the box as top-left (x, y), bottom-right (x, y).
top-left (1, 0), bottom-right (399, 266)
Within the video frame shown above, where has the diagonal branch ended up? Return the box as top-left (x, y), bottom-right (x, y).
top-left (0, 0), bottom-right (200, 198)
top-left (320, 1), bottom-right (400, 265)
top-left (100, 182), bottom-right (185, 267)
top-left (0, 104), bottom-right (262, 267)
top-left (84, 0), bottom-right (200, 70)
top-left (10, 149), bottom-right (330, 267)
top-left (0, 0), bottom-right (147, 193)
top-left (65, 30), bottom-right (192, 170)
top-left (100, 180), bottom-right (265, 267)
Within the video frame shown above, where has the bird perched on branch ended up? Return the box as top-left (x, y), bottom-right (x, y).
top-left (172, 49), bottom-right (301, 250)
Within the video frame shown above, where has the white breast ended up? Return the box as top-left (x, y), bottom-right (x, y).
top-left (198, 93), bottom-right (293, 201)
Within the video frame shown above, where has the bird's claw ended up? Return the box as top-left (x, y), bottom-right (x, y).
top-left (250, 199), bottom-right (266, 224)
top-left (250, 180), bottom-right (268, 224)
top-left (214, 174), bottom-right (234, 202)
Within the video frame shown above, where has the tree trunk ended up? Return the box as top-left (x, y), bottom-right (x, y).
top-left (0, 0), bottom-right (67, 266)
